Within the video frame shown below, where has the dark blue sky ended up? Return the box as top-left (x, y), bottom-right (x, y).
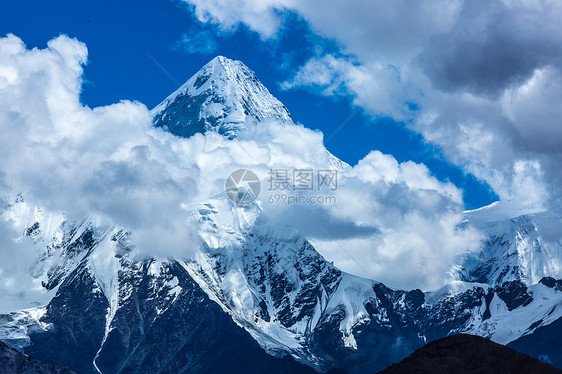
top-left (0, 0), bottom-right (497, 209)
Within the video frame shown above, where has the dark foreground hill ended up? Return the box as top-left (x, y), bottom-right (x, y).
top-left (0, 341), bottom-right (75, 374)
top-left (377, 334), bottom-right (562, 374)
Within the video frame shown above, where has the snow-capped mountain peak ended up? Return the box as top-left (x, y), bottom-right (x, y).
top-left (151, 56), bottom-right (292, 139)
top-left (454, 202), bottom-right (562, 287)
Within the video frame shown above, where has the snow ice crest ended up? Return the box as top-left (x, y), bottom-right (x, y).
top-left (152, 56), bottom-right (292, 139)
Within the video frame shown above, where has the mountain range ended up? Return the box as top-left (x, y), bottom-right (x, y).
top-left (1, 56), bottom-right (561, 373)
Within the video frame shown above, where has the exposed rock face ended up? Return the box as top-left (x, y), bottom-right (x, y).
top-left (22, 228), bottom-right (315, 374)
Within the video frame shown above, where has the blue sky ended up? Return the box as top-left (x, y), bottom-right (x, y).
top-left (0, 0), bottom-right (498, 209)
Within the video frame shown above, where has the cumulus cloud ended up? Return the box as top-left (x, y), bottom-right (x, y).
top-left (418, 0), bottom-right (562, 97)
top-left (306, 151), bottom-right (482, 290)
top-left (0, 34), bottom-right (202, 260)
top-left (0, 34), bottom-right (482, 294)
top-left (281, 54), bottom-right (420, 122)
top-left (0, 186), bottom-right (46, 313)
top-left (501, 66), bottom-right (562, 154)
top-left (180, 0), bottom-right (562, 216)
top-left (183, 0), bottom-right (286, 38)
top-left (229, 122), bottom-right (482, 290)
top-left (181, 0), bottom-right (459, 60)
top-left (413, 72), bottom-right (554, 211)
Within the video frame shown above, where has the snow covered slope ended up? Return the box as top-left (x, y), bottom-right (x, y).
top-left (152, 56), bottom-right (292, 138)
top-left (3, 193), bottom-right (562, 372)
top-left (1, 199), bottom-right (315, 374)
top-left (181, 197), bottom-right (378, 367)
top-left (457, 204), bottom-right (562, 286)
top-left (180, 197), bottom-right (562, 371)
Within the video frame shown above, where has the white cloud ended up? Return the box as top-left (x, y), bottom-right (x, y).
top-left (0, 34), bottom-right (202, 258)
top-left (0, 34), bottom-right (482, 294)
top-left (233, 124), bottom-right (482, 290)
top-left (309, 151), bottom-right (482, 290)
top-left (181, 0), bottom-right (460, 60)
top-left (501, 66), bottom-right (562, 154)
top-left (180, 0), bottom-right (562, 216)
top-left (0, 199), bottom-right (45, 312)
top-left (183, 0), bottom-right (287, 38)
top-left (281, 54), bottom-right (419, 122)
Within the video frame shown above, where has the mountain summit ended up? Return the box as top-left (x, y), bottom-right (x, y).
top-left (151, 56), bottom-right (292, 138)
